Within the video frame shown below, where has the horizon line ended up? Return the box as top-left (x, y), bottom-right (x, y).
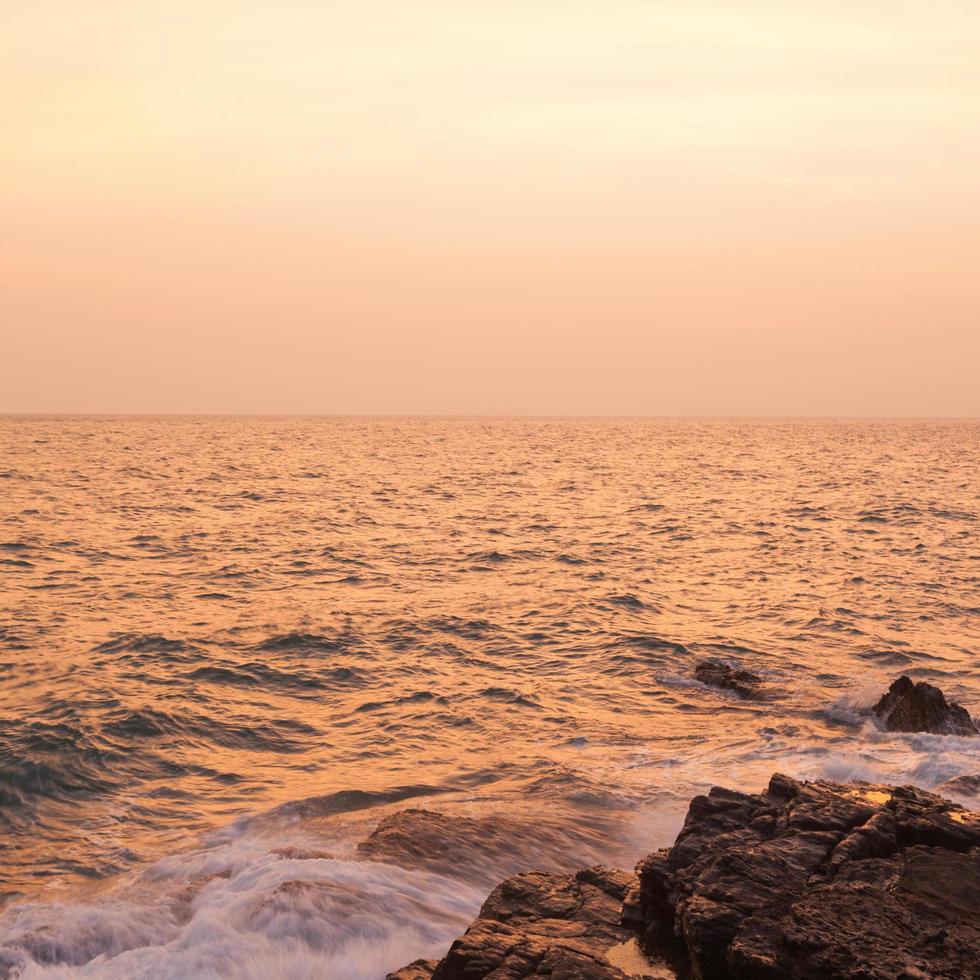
top-left (2, 413), bottom-right (978, 421)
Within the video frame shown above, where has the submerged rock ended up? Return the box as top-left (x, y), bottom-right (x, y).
top-left (941, 773), bottom-right (980, 798)
top-left (872, 675), bottom-right (977, 735)
top-left (693, 660), bottom-right (762, 700)
top-left (358, 808), bottom-right (612, 889)
top-left (392, 775), bottom-right (979, 979)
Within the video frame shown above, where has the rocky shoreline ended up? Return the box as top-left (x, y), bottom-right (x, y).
top-left (386, 677), bottom-right (978, 979)
top-left (388, 774), bottom-right (979, 980)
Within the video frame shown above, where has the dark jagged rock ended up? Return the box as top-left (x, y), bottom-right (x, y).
top-left (387, 867), bottom-right (639, 979)
top-left (388, 960), bottom-right (439, 980)
top-left (693, 660), bottom-right (762, 700)
top-left (635, 774), bottom-right (980, 979)
top-left (872, 675), bottom-right (977, 735)
top-left (392, 776), bottom-right (978, 979)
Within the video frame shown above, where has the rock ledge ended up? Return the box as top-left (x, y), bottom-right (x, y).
top-left (872, 675), bottom-right (977, 736)
top-left (390, 775), bottom-right (979, 979)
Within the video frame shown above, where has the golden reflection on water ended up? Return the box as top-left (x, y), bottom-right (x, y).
top-left (0, 417), bottom-right (978, 901)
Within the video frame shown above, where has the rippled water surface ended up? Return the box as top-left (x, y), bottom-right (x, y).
top-left (1, 417), bottom-right (977, 977)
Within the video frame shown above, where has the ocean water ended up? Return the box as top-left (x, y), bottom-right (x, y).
top-left (0, 416), bottom-right (977, 978)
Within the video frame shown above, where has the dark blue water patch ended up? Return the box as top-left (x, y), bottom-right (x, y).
top-left (427, 712), bottom-right (477, 728)
top-left (474, 688), bottom-right (542, 709)
top-left (212, 566), bottom-right (252, 579)
top-left (930, 507), bottom-right (976, 521)
top-left (803, 617), bottom-right (865, 635)
top-left (0, 722), bottom-right (125, 807)
top-left (617, 634), bottom-right (689, 655)
top-left (101, 707), bottom-right (317, 753)
top-left (93, 636), bottom-right (201, 670)
top-left (522, 631), bottom-right (554, 643)
top-left (355, 691), bottom-right (444, 713)
top-left (426, 617), bottom-right (499, 640)
top-left (255, 633), bottom-right (347, 653)
top-left (101, 708), bottom-right (192, 739)
top-left (466, 550), bottom-right (515, 567)
top-left (185, 764), bottom-right (246, 785)
top-left (379, 625), bottom-right (425, 650)
top-left (185, 660), bottom-right (364, 692)
top-left (654, 698), bottom-right (699, 712)
top-left (647, 522), bottom-right (686, 536)
top-left (0, 758), bottom-right (115, 808)
top-left (606, 594), bottom-right (646, 609)
top-left (283, 561), bottom-right (330, 577)
top-left (95, 634), bottom-right (193, 657)
top-left (145, 785), bottom-right (195, 800)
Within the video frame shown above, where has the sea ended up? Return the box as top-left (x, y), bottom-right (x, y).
top-left (0, 416), bottom-right (977, 978)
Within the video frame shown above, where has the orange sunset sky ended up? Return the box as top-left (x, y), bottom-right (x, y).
top-left (4, 2), bottom-right (979, 416)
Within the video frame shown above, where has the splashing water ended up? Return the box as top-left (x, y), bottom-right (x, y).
top-left (1, 417), bottom-right (977, 976)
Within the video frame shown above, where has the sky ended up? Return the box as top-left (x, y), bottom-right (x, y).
top-left (3, 1), bottom-right (979, 415)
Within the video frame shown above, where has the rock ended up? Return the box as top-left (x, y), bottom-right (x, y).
top-left (393, 776), bottom-right (979, 979)
top-left (636, 773), bottom-right (980, 979)
top-left (358, 808), bottom-right (610, 889)
top-left (693, 660), bottom-right (762, 700)
top-left (872, 675), bottom-right (977, 735)
top-left (388, 960), bottom-right (439, 980)
top-left (396, 866), bottom-right (640, 980)
top-left (941, 774), bottom-right (980, 798)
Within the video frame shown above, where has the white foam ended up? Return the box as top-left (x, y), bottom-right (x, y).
top-left (0, 835), bottom-right (484, 979)
top-left (723, 724), bottom-right (980, 796)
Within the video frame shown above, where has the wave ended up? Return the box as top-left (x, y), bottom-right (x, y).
top-left (254, 633), bottom-right (347, 654)
top-left (185, 661), bottom-right (365, 693)
top-left (0, 722), bottom-right (122, 807)
top-left (102, 708), bottom-right (318, 754)
top-left (0, 840), bottom-right (483, 979)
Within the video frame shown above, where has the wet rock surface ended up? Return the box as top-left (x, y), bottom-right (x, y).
top-left (388, 866), bottom-right (639, 979)
top-left (358, 808), bottom-right (613, 890)
top-left (693, 660), bottom-right (762, 700)
top-left (941, 773), bottom-right (980, 798)
top-left (636, 774), bottom-right (980, 979)
top-left (389, 960), bottom-right (440, 980)
top-left (391, 775), bottom-right (979, 979)
top-left (872, 675), bottom-right (977, 735)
